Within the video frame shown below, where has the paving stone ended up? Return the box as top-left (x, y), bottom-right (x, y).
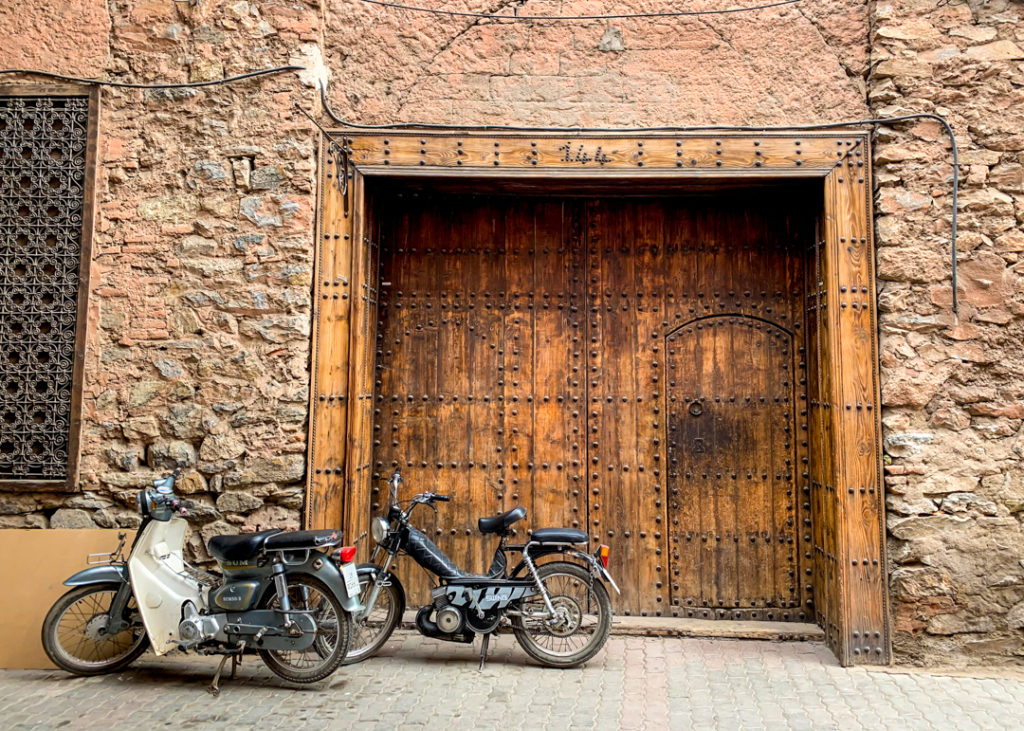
top-left (4, 634), bottom-right (1024, 729)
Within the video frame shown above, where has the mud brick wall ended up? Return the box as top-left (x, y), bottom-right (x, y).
top-left (871, 0), bottom-right (1024, 666)
top-left (1, 0), bottom-right (1022, 665)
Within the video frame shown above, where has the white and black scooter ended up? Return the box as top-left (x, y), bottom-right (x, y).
top-left (42, 469), bottom-right (362, 689)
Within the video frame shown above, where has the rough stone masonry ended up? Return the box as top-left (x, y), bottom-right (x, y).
top-left (0, 0), bottom-right (1021, 667)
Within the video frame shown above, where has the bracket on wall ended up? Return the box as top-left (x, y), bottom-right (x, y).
top-left (296, 103), bottom-right (351, 211)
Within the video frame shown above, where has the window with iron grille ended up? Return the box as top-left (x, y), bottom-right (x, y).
top-left (0, 89), bottom-right (97, 487)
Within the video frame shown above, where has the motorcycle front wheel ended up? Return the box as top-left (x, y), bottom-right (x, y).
top-left (512, 561), bottom-right (612, 668)
top-left (342, 567), bottom-right (404, 665)
top-left (41, 583), bottom-right (149, 675)
top-left (257, 574), bottom-right (351, 683)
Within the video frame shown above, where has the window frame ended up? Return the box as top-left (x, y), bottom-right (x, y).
top-left (0, 83), bottom-right (100, 491)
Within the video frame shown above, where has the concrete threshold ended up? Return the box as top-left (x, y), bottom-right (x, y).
top-left (610, 616), bottom-right (823, 642)
top-left (398, 609), bottom-right (823, 642)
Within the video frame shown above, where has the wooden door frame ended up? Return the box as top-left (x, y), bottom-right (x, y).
top-left (306, 130), bottom-right (889, 666)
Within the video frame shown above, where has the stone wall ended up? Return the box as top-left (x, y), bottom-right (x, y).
top-left (0, 0), bottom-right (870, 551)
top-left (1, 0), bottom-right (1022, 665)
top-left (0, 0), bottom-right (326, 563)
top-left (870, 0), bottom-right (1024, 666)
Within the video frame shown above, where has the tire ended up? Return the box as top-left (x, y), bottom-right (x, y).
top-left (342, 567), bottom-right (404, 665)
top-left (512, 562), bottom-right (612, 668)
top-left (41, 583), bottom-right (149, 676)
top-left (257, 574), bottom-right (351, 684)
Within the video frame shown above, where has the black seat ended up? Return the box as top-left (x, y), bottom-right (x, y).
top-left (478, 506), bottom-right (527, 535)
top-left (531, 528), bottom-right (587, 545)
top-left (264, 529), bottom-right (343, 551)
top-left (208, 529), bottom-right (281, 562)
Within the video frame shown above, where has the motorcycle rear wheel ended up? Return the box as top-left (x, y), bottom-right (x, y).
top-left (257, 575), bottom-right (351, 684)
top-left (41, 583), bottom-right (149, 675)
top-left (512, 561), bottom-right (612, 668)
top-left (342, 567), bottom-right (404, 665)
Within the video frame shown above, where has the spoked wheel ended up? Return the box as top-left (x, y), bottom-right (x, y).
top-left (512, 562), bottom-right (612, 668)
top-left (41, 583), bottom-right (149, 675)
top-left (342, 567), bottom-right (404, 665)
top-left (257, 575), bottom-right (351, 684)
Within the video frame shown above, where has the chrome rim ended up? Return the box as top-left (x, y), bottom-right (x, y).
top-left (265, 582), bottom-right (342, 671)
top-left (349, 577), bottom-right (398, 658)
top-left (518, 572), bottom-right (602, 657)
top-left (51, 589), bottom-right (145, 669)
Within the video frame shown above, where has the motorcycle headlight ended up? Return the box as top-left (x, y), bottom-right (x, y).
top-left (370, 516), bottom-right (389, 545)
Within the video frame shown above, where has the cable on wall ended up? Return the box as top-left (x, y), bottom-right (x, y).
top-left (352, 0), bottom-right (803, 21)
top-left (0, 64), bottom-right (960, 313)
top-left (317, 85), bottom-right (961, 312)
top-left (0, 66), bottom-right (304, 89)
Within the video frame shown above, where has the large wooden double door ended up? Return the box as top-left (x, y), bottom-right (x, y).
top-left (370, 191), bottom-right (812, 619)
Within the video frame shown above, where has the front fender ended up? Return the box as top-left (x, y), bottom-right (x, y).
top-left (64, 564), bottom-right (128, 587)
top-left (289, 557), bottom-right (363, 615)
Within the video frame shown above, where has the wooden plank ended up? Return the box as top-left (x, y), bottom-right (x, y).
top-left (634, 200), bottom-right (667, 616)
top-left (526, 199), bottom-right (575, 539)
top-left (585, 200), bottom-right (607, 571)
top-left (823, 139), bottom-right (889, 665)
top-left (344, 174), bottom-right (375, 545)
top-left (463, 200), bottom-right (502, 575)
top-left (307, 138), bottom-right (353, 530)
top-left (595, 199), bottom-right (644, 615)
top-left (348, 134), bottom-right (858, 173)
top-left (502, 198), bottom-right (535, 535)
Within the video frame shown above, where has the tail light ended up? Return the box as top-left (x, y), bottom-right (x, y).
top-left (338, 546), bottom-right (357, 563)
top-left (598, 544), bottom-right (610, 569)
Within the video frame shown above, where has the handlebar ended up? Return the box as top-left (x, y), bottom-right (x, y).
top-left (415, 492), bottom-right (450, 504)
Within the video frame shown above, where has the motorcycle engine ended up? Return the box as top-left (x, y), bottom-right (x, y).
top-left (435, 605), bottom-right (464, 634)
top-left (177, 602), bottom-right (224, 649)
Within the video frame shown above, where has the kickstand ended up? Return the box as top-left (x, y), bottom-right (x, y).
top-left (208, 642), bottom-right (245, 695)
top-left (478, 633), bottom-right (490, 671)
top-left (208, 654), bottom-right (230, 696)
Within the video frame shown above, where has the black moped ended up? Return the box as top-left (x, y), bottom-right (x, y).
top-left (344, 471), bottom-right (618, 668)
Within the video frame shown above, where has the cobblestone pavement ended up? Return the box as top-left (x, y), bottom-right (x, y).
top-left (3, 632), bottom-right (1024, 730)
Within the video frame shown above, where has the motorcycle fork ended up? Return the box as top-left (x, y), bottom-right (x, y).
top-left (103, 578), bottom-right (135, 635)
top-left (358, 551), bottom-right (396, 623)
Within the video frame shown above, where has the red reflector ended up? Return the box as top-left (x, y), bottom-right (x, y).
top-left (339, 546), bottom-right (357, 563)
top-left (599, 545), bottom-right (610, 568)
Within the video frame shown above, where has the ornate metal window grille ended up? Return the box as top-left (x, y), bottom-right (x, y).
top-left (0, 95), bottom-right (90, 481)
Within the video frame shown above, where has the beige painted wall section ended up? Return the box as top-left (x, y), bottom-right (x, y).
top-left (0, 529), bottom-right (133, 670)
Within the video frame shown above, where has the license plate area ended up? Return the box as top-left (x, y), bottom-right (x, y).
top-left (341, 562), bottom-right (360, 597)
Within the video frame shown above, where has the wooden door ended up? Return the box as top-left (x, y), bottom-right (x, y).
top-left (586, 198), bottom-right (811, 619)
top-left (371, 191), bottom-right (811, 619)
top-left (371, 196), bottom-right (586, 603)
top-left (665, 318), bottom-right (798, 618)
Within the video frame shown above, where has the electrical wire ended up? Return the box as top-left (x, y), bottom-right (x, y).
top-left (0, 65), bottom-right (304, 89)
top-left (317, 85), bottom-right (960, 312)
top-left (354, 0), bottom-right (802, 20)
top-left (0, 63), bottom-right (960, 312)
